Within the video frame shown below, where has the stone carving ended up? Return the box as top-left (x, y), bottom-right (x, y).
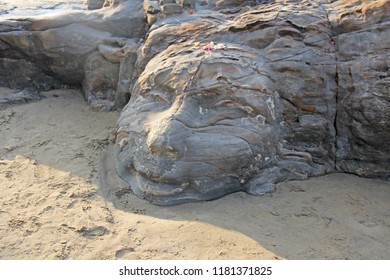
top-left (115, 0), bottom-right (389, 205)
top-left (0, 0), bottom-right (389, 205)
top-left (115, 44), bottom-right (326, 205)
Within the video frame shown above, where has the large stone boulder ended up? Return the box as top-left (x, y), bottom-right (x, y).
top-left (115, 0), bottom-right (389, 205)
top-left (1, 0), bottom-right (388, 205)
top-left (116, 1), bottom-right (336, 205)
top-left (332, 0), bottom-right (390, 178)
top-left (0, 0), bottom-right (146, 110)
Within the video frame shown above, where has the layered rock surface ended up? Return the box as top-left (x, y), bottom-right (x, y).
top-left (116, 0), bottom-right (389, 205)
top-left (0, 0), bottom-right (146, 110)
top-left (333, 0), bottom-right (390, 178)
top-left (1, 0), bottom-right (389, 205)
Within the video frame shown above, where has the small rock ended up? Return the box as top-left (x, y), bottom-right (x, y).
top-left (159, 0), bottom-right (176, 5)
top-left (161, 3), bottom-right (183, 15)
top-left (84, 0), bottom-right (105, 10)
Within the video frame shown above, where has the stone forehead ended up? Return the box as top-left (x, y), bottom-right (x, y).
top-left (140, 44), bottom-right (268, 93)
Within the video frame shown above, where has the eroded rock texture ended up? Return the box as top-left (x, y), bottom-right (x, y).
top-left (0, 0), bottom-right (389, 205)
top-left (0, 0), bottom-right (146, 110)
top-left (115, 0), bottom-right (390, 205)
top-left (333, 0), bottom-right (390, 178)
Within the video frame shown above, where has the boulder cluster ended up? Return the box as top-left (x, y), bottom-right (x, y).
top-left (1, 0), bottom-right (389, 204)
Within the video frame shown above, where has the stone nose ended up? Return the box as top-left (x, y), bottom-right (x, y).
top-left (145, 116), bottom-right (186, 159)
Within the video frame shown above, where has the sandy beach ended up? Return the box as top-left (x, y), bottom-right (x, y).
top-left (1, 88), bottom-right (389, 260)
top-left (0, 1), bottom-right (85, 18)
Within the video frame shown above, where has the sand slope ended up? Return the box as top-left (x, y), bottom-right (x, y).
top-left (1, 88), bottom-right (389, 260)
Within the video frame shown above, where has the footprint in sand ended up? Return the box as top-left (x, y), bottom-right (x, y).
top-left (353, 213), bottom-right (380, 228)
top-left (77, 226), bottom-right (108, 237)
top-left (115, 248), bottom-right (135, 259)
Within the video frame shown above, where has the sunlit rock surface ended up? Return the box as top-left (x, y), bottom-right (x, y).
top-left (0, 0), bottom-right (389, 205)
top-left (115, 0), bottom-right (389, 205)
top-left (0, 0), bottom-right (146, 110)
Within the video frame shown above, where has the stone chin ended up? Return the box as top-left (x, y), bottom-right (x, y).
top-left (118, 169), bottom-right (250, 206)
top-left (115, 152), bottom-right (278, 206)
top-left (115, 119), bottom-right (279, 205)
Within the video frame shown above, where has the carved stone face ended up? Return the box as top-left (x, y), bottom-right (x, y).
top-left (115, 47), bottom-right (282, 205)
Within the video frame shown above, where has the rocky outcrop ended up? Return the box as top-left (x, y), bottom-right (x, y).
top-left (0, 0), bottom-right (146, 110)
top-left (332, 0), bottom-right (390, 178)
top-left (115, 0), bottom-right (389, 205)
top-left (116, 0), bottom-right (338, 205)
top-left (0, 87), bottom-right (45, 109)
top-left (0, 0), bottom-right (389, 205)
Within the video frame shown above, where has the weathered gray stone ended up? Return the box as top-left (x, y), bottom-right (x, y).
top-left (0, 89), bottom-right (45, 109)
top-left (0, 0), bottom-right (147, 110)
top-left (144, 0), bottom-right (161, 15)
top-left (144, 0), bottom-right (163, 26)
top-left (115, 1), bottom-right (337, 205)
top-left (177, 0), bottom-right (196, 9)
top-left (162, 4), bottom-right (183, 15)
top-left (84, 0), bottom-right (105, 10)
top-left (82, 52), bottom-right (119, 110)
top-left (114, 0), bottom-right (389, 205)
top-left (0, 0), bottom-right (388, 205)
top-left (0, 58), bottom-right (62, 90)
top-left (159, 0), bottom-right (177, 5)
top-left (215, 0), bottom-right (252, 9)
top-left (146, 14), bottom-right (159, 27)
top-left (97, 39), bottom-right (139, 109)
top-left (335, 25), bottom-right (390, 178)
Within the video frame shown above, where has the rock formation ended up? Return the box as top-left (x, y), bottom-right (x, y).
top-left (0, 0), bottom-right (146, 110)
top-left (115, 0), bottom-right (389, 205)
top-left (0, 0), bottom-right (389, 205)
top-left (332, 0), bottom-right (390, 178)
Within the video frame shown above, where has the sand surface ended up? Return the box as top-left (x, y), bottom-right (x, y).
top-left (0, 87), bottom-right (389, 260)
top-left (0, 1), bottom-right (84, 18)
